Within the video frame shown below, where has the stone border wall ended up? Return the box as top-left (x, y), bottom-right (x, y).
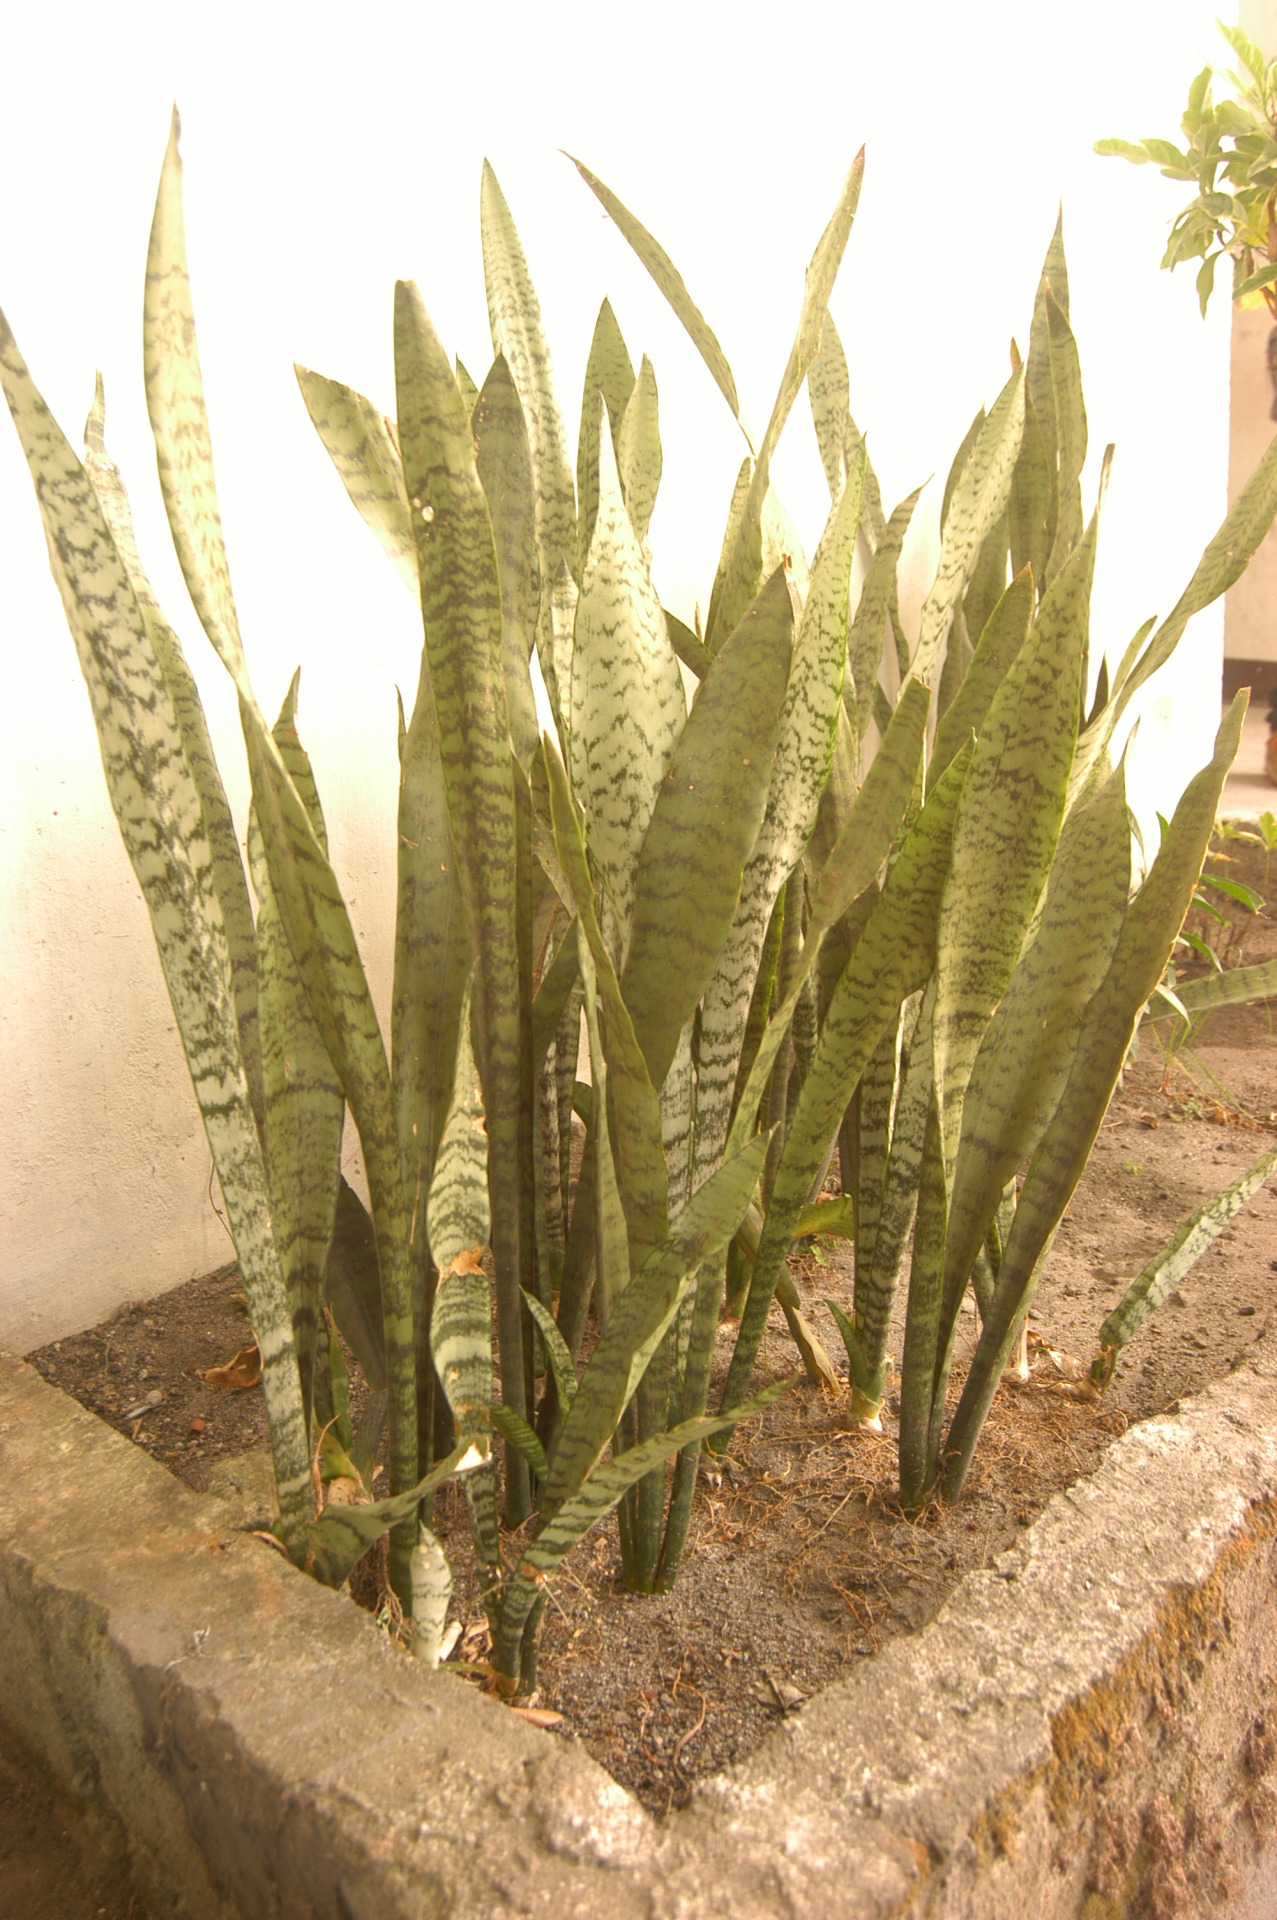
top-left (3, 1331), bottom-right (1276, 1919)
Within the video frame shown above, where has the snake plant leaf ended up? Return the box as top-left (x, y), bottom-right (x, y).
top-left (565, 154), bottom-right (744, 430)
top-left (847, 485), bottom-right (924, 747)
top-left (929, 568), bottom-right (1035, 788)
top-left (616, 355), bottom-right (662, 551)
top-left (941, 756), bottom-right (1130, 1322)
top-left (323, 1179), bottom-right (387, 1393)
top-left (1093, 1143), bottom-right (1277, 1382)
top-left (480, 162), bottom-right (577, 729)
top-left (523, 1291), bottom-right (578, 1415)
top-left (395, 278), bottom-right (530, 1494)
top-left (81, 380), bottom-right (264, 1123)
top-left (941, 406), bottom-right (988, 535)
top-left (143, 110), bottom-right (252, 683)
top-left (571, 417), bottom-right (685, 952)
top-left (576, 929), bottom-right (635, 1322)
top-left (294, 367), bottom-right (417, 591)
top-left (485, 1403), bottom-right (549, 1479)
top-left (704, 154), bottom-right (864, 653)
top-left (689, 456), bottom-right (863, 1193)
top-left (428, 997), bottom-right (494, 1433)
top-left (1100, 428), bottom-right (1277, 725)
top-left (473, 355), bottom-right (540, 770)
top-left (719, 743), bottom-right (972, 1417)
top-left (1008, 390), bottom-right (1053, 594)
top-left (622, 568), bottom-right (792, 1093)
top-left (931, 515), bottom-right (1096, 1187)
top-left (409, 1522), bottom-right (454, 1666)
top-left (0, 313), bottom-right (313, 1553)
top-left (1043, 286), bottom-right (1087, 581)
top-left (664, 607), bottom-right (713, 680)
top-left (940, 696), bottom-right (1247, 1500)
top-left (394, 650), bottom-right (471, 1320)
top-left (809, 310), bottom-right (851, 500)
top-left (455, 358), bottom-right (480, 414)
top-left (248, 686), bottom-right (346, 1423)
top-left (1147, 955), bottom-right (1277, 1019)
top-left (539, 1130), bottom-right (772, 1525)
top-left (912, 366), bottom-right (1026, 685)
top-left (542, 741), bottom-right (667, 1262)
top-left (726, 679), bottom-right (932, 1161)
top-left (849, 1009), bottom-right (906, 1287)
top-left (577, 298), bottom-right (636, 571)
top-left (303, 1438), bottom-right (487, 1588)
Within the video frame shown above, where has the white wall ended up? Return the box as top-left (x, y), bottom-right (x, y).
top-left (0, 0), bottom-right (1241, 1350)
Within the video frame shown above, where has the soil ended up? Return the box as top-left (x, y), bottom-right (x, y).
top-left (7, 842), bottom-right (1276, 1885)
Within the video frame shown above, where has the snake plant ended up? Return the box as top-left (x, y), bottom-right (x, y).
top-left (7, 110), bottom-right (1277, 1692)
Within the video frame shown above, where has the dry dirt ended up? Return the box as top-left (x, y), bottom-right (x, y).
top-left (5, 840), bottom-right (1275, 1909)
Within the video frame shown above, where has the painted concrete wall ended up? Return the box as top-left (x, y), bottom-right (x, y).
top-left (1227, 0), bottom-right (1277, 667)
top-left (0, 1), bottom-right (1242, 1351)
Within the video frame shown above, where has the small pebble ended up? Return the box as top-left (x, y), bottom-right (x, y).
top-left (1240, 1305), bottom-right (1258, 1317)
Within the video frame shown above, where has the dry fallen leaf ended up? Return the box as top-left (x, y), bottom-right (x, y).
top-left (510, 1705), bottom-right (565, 1728)
top-left (195, 1343), bottom-right (262, 1390)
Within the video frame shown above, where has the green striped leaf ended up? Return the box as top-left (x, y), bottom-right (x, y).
top-left (428, 997), bottom-right (493, 1430)
top-left (941, 756), bottom-right (1130, 1320)
top-left (480, 163), bottom-right (577, 728)
top-left (0, 311), bottom-right (312, 1554)
top-left (931, 516), bottom-right (1096, 1188)
top-left (1008, 389), bottom-right (1052, 594)
top-left (1147, 956), bottom-right (1277, 1020)
top-left (1094, 1143), bottom-right (1277, 1376)
top-left (912, 366), bottom-right (1026, 684)
top-left (81, 379), bottom-right (263, 1124)
top-left (394, 279), bottom-right (530, 1500)
top-left (539, 1123), bottom-right (772, 1522)
top-left (523, 1290), bottom-right (578, 1414)
top-left (303, 1439), bottom-right (485, 1588)
top-left (718, 742), bottom-right (972, 1418)
top-left (847, 486), bottom-right (924, 746)
top-left (809, 311), bottom-right (851, 499)
top-left (616, 354), bottom-right (662, 550)
top-left (294, 366), bottom-right (417, 591)
top-left (577, 299), bottom-right (636, 572)
top-left (940, 695), bottom-right (1248, 1500)
top-left (576, 929), bottom-right (634, 1323)
top-left (485, 1403), bottom-right (549, 1479)
top-left (570, 417), bottom-right (685, 953)
top-left (473, 355), bottom-right (540, 770)
top-left (929, 568), bottom-right (1035, 789)
top-left (1043, 285), bottom-right (1087, 582)
top-left (690, 457), bottom-right (864, 1193)
top-left (622, 568), bottom-right (792, 1094)
top-left (409, 1523), bottom-right (454, 1666)
top-left (566, 155), bottom-right (744, 428)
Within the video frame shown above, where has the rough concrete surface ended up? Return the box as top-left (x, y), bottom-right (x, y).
top-left (3, 1330), bottom-right (1277, 1920)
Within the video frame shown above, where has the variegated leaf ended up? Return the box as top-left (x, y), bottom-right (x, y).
top-left (576, 298), bottom-right (636, 572)
top-left (294, 366), bottom-right (417, 590)
top-left (428, 997), bottom-right (493, 1429)
top-left (616, 354), bottom-right (662, 551)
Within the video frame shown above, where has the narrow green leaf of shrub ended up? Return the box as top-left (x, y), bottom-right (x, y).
top-left (1147, 956), bottom-right (1277, 1019)
top-left (409, 1523), bottom-right (454, 1666)
top-left (395, 279), bottom-right (529, 1497)
top-left (616, 355), bottom-right (662, 548)
top-left (523, 1292), bottom-right (578, 1414)
top-left (847, 486), bottom-right (924, 746)
top-left (929, 568), bottom-right (1035, 789)
top-left (913, 366), bottom-right (1026, 684)
top-left (566, 155), bottom-right (744, 428)
top-left (571, 418), bottom-right (685, 950)
top-left (809, 311), bottom-right (851, 499)
top-left (294, 366), bottom-right (417, 590)
top-left (577, 299), bottom-right (636, 570)
top-left (622, 568), bottom-right (792, 1091)
top-left (576, 930), bottom-right (634, 1317)
top-left (0, 311), bottom-right (313, 1555)
top-left (940, 696), bottom-right (1247, 1500)
top-left (81, 380), bottom-right (263, 1120)
top-left (932, 517), bottom-right (1095, 1183)
top-left (1044, 286), bottom-right (1087, 579)
top-left (473, 356), bottom-right (540, 770)
top-left (1094, 1143), bottom-right (1277, 1385)
top-left (691, 459), bottom-right (864, 1192)
top-left (719, 744), bottom-right (972, 1418)
top-left (540, 1131), bottom-right (770, 1522)
top-left (485, 1404), bottom-right (549, 1479)
top-left (428, 1000), bottom-right (494, 1431)
top-left (304, 1439), bottom-right (486, 1588)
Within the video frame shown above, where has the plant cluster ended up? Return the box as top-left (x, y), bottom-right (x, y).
top-left (6, 115), bottom-right (1277, 1691)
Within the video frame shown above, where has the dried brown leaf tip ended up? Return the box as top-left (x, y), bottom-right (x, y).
top-left (195, 1342), bottom-right (262, 1389)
